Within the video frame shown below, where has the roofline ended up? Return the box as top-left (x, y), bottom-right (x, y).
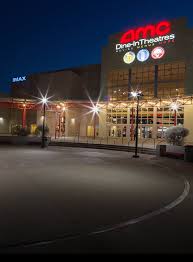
top-left (25, 63), bottom-right (101, 77)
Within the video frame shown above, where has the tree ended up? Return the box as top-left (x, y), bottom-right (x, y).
top-left (165, 126), bottom-right (189, 146)
top-left (11, 125), bottom-right (30, 136)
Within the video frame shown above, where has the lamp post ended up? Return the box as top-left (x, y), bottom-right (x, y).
top-left (22, 103), bottom-right (27, 129)
top-left (130, 91), bottom-right (143, 158)
top-left (41, 97), bottom-right (48, 148)
top-left (94, 113), bottom-right (96, 139)
top-left (170, 101), bottom-right (180, 127)
top-left (92, 105), bottom-right (99, 140)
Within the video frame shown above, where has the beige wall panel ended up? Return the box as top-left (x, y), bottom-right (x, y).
top-left (184, 105), bottom-right (193, 143)
top-left (99, 109), bottom-right (107, 137)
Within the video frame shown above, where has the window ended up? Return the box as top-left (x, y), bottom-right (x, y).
top-left (157, 62), bottom-right (185, 98)
top-left (106, 108), bottom-right (128, 126)
top-left (107, 62), bottom-right (185, 102)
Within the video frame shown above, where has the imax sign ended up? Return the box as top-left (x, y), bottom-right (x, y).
top-left (12, 76), bottom-right (27, 83)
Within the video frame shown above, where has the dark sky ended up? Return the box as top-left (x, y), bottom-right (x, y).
top-left (1, 0), bottom-right (193, 93)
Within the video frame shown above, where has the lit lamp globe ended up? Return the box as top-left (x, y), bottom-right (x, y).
top-left (42, 97), bottom-right (48, 104)
top-left (92, 105), bottom-right (100, 114)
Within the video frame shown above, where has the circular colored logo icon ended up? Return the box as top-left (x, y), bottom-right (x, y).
top-left (151, 47), bottom-right (165, 59)
top-left (137, 49), bottom-right (150, 62)
top-left (123, 52), bottom-right (136, 64)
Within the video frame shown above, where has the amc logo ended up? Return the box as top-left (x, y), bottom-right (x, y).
top-left (120, 21), bottom-right (171, 44)
top-left (12, 76), bottom-right (27, 83)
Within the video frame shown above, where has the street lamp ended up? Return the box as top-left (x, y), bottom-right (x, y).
top-left (170, 101), bottom-right (181, 127)
top-left (130, 90), bottom-right (143, 158)
top-left (35, 89), bottom-right (53, 147)
top-left (41, 96), bottom-right (48, 148)
top-left (92, 105), bottom-right (99, 140)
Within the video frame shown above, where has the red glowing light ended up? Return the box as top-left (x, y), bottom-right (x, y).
top-left (121, 30), bottom-right (135, 43)
top-left (120, 21), bottom-right (171, 44)
top-left (135, 25), bottom-right (156, 41)
top-left (151, 47), bottom-right (165, 59)
top-left (156, 21), bottom-right (171, 36)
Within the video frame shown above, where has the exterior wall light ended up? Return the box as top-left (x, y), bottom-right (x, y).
top-left (71, 118), bottom-right (75, 125)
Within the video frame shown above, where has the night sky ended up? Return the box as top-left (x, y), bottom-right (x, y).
top-left (1, 0), bottom-right (193, 93)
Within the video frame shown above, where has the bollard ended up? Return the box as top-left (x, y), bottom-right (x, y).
top-left (184, 145), bottom-right (193, 162)
top-left (156, 145), bottom-right (167, 157)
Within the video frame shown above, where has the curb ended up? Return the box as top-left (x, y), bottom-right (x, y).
top-left (50, 142), bottom-right (156, 155)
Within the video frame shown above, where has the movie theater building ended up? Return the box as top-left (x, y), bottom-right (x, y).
top-left (1, 17), bottom-right (193, 143)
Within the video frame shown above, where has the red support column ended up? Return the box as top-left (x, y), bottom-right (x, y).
top-left (59, 113), bottom-right (61, 138)
top-left (174, 110), bottom-right (177, 126)
top-left (131, 107), bottom-right (134, 141)
top-left (22, 106), bottom-right (27, 128)
top-left (55, 112), bottom-right (57, 139)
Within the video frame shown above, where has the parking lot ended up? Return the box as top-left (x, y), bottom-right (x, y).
top-left (0, 146), bottom-right (192, 253)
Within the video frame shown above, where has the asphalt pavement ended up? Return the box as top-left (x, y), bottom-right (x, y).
top-left (0, 146), bottom-right (192, 254)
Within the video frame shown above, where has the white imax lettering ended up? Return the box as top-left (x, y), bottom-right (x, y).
top-left (116, 34), bottom-right (176, 51)
top-left (12, 76), bottom-right (26, 82)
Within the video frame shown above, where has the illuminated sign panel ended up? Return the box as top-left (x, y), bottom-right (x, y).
top-left (151, 47), bottom-right (165, 59)
top-left (120, 21), bottom-right (171, 44)
top-left (137, 49), bottom-right (150, 62)
top-left (117, 34), bottom-right (175, 52)
top-left (116, 20), bottom-right (176, 64)
top-left (123, 52), bottom-right (136, 64)
top-left (12, 76), bottom-right (27, 83)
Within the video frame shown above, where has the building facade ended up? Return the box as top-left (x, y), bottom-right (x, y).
top-left (100, 17), bottom-right (193, 141)
top-left (1, 17), bottom-right (193, 143)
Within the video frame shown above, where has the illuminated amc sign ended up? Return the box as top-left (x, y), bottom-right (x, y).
top-left (116, 20), bottom-right (176, 52)
top-left (120, 21), bottom-right (171, 44)
top-left (12, 76), bottom-right (27, 83)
